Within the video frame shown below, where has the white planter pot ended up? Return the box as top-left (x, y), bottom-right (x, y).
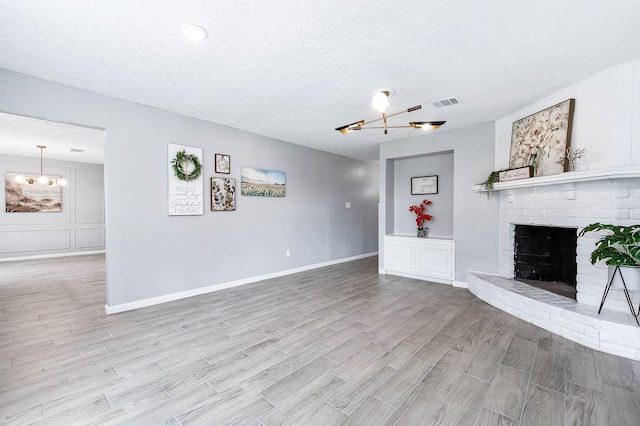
top-left (609, 266), bottom-right (640, 291)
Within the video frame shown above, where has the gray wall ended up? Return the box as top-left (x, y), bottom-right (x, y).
top-left (1, 154), bottom-right (104, 258)
top-left (0, 69), bottom-right (379, 307)
top-left (393, 152), bottom-right (454, 238)
top-left (379, 123), bottom-right (499, 283)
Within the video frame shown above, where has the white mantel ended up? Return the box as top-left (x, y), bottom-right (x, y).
top-left (472, 167), bottom-right (640, 192)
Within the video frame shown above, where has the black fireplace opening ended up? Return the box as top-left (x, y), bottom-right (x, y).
top-left (514, 225), bottom-right (577, 299)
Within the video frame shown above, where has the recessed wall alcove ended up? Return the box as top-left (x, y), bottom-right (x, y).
top-left (379, 123), bottom-right (500, 286)
top-left (390, 151), bottom-right (454, 238)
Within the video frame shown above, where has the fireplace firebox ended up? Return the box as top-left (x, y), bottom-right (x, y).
top-left (514, 225), bottom-right (577, 299)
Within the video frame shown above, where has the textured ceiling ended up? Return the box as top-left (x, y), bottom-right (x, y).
top-left (1, 0), bottom-right (640, 163)
top-left (0, 113), bottom-right (104, 164)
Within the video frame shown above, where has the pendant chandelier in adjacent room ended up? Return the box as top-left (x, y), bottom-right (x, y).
top-left (14, 145), bottom-right (67, 187)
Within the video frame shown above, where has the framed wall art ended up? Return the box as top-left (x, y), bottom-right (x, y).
top-left (215, 153), bottom-right (230, 174)
top-left (509, 98), bottom-right (575, 177)
top-left (5, 172), bottom-right (62, 212)
top-left (211, 177), bottom-right (236, 211)
top-left (168, 143), bottom-right (204, 216)
top-left (240, 167), bottom-right (285, 197)
top-left (411, 175), bottom-right (438, 195)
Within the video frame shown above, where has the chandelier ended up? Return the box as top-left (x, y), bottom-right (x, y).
top-left (14, 145), bottom-right (67, 187)
top-left (335, 90), bottom-right (446, 135)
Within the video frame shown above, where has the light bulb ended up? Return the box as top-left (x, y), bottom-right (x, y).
top-left (14, 175), bottom-right (27, 184)
top-left (182, 24), bottom-right (208, 42)
top-left (37, 175), bottom-right (49, 185)
top-left (372, 91), bottom-right (389, 114)
top-left (58, 178), bottom-right (68, 187)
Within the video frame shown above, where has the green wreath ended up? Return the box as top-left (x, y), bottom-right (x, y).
top-left (171, 150), bottom-right (203, 182)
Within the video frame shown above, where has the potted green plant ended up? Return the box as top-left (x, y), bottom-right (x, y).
top-left (579, 223), bottom-right (640, 290)
top-left (479, 171), bottom-right (500, 198)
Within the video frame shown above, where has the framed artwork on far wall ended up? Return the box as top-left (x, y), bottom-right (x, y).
top-left (5, 172), bottom-right (62, 212)
top-left (215, 153), bottom-right (231, 174)
top-left (411, 175), bottom-right (438, 195)
top-left (211, 177), bottom-right (236, 211)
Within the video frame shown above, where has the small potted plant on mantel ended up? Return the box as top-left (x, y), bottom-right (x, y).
top-left (409, 199), bottom-right (433, 238)
top-left (579, 223), bottom-right (640, 291)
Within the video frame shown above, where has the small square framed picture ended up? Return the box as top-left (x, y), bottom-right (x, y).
top-left (215, 153), bottom-right (231, 174)
top-left (411, 175), bottom-right (438, 195)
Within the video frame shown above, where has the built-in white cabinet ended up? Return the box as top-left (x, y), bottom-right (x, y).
top-left (383, 235), bottom-right (455, 283)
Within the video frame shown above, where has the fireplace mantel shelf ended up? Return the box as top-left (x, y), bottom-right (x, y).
top-left (471, 167), bottom-right (640, 192)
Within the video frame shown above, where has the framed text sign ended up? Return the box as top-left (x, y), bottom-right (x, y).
top-left (168, 143), bottom-right (204, 216)
top-left (411, 175), bottom-right (438, 195)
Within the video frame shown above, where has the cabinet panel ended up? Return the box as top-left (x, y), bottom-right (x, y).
top-left (415, 244), bottom-right (453, 278)
top-left (384, 240), bottom-right (414, 272)
top-left (384, 235), bottom-right (455, 282)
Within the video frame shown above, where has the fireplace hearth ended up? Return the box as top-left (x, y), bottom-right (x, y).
top-left (514, 224), bottom-right (577, 299)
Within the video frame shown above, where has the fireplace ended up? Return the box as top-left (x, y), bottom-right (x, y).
top-left (513, 225), bottom-right (577, 299)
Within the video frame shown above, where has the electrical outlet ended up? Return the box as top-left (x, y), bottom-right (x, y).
top-left (286, 249), bottom-right (291, 257)
top-left (345, 202), bottom-right (351, 208)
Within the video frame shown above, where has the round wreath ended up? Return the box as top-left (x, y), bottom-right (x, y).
top-left (171, 150), bottom-right (203, 182)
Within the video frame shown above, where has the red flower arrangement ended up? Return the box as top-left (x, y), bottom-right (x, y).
top-left (409, 199), bottom-right (433, 229)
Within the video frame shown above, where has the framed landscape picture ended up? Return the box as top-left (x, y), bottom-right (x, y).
top-left (5, 172), bottom-right (62, 212)
top-left (240, 167), bottom-right (285, 197)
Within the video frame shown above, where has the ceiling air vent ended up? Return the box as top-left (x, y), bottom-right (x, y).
top-left (69, 148), bottom-right (84, 153)
top-left (431, 96), bottom-right (462, 108)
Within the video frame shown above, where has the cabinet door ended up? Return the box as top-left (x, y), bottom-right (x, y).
top-left (415, 243), bottom-right (453, 279)
top-left (384, 240), bottom-right (415, 272)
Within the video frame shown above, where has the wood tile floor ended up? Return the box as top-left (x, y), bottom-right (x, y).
top-left (1, 254), bottom-right (639, 425)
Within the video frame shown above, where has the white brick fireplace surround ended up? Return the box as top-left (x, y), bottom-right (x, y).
top-left (469, 170), bottom-right (640, 360)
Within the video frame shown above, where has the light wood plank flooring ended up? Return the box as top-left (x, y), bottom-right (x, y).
top-left (1, 254), bottom-right (640, 425)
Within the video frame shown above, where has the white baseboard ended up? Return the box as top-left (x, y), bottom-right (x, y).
top-left (105, 252), bottom-right (378, 315)
top-left (0, 250), bottom-right (106, 262)
top-left (453, 280), bottom-right (468, 288)
top-left (384, 269), bottom-right (452, 286)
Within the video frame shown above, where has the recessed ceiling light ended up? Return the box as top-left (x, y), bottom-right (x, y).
top-left (182, 24), bottom-right (208, 42)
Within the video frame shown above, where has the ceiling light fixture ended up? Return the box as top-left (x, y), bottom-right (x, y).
top-left (182, 24), bottom-right (208, 42)
top-left (410, 121), bottom-right (447, 130)
top-left (14, 145), bottom-right (67, 187)
top-left (336, 90), bottom-right (446, 135)
top-left (371, 91), bottom-right (390, 114)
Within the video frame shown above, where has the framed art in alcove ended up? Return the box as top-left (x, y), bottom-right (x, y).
top-left (411, 175), bottom-right (438, 195)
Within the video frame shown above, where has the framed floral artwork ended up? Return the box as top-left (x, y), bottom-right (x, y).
top-left (215, 153), bottom-right (230, 174)
top-left (509, 99), bottom-right (575, 177)
top-left (211, 177), bottom-right (236, 211)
